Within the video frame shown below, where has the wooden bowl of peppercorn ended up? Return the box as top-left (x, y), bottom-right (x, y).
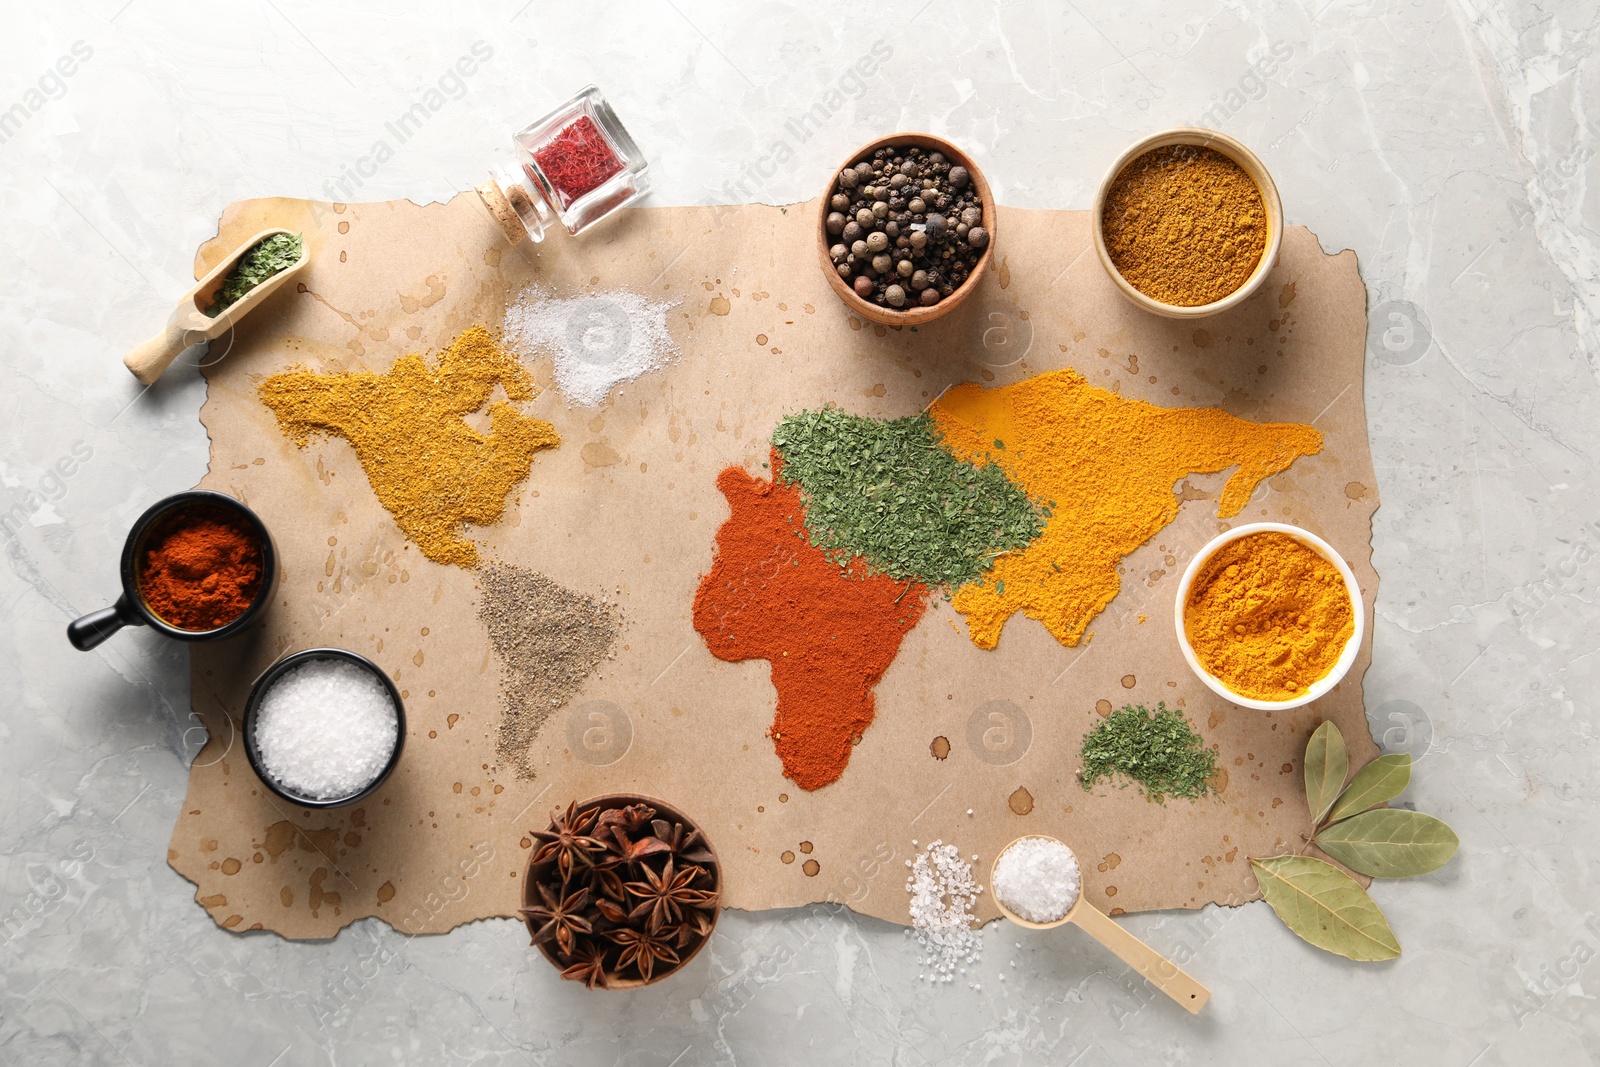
top-left (522, 793), bottom-right (722, 990)
top-left (818, 133), bottom-right (996, 327)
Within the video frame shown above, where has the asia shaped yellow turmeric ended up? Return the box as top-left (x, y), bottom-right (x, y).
top-left (929, 369), bottom-right (1323, 650)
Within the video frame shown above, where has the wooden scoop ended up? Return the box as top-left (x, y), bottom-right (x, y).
top-left (992, 835), bottom-right (1211, 1014)
top-left (123, 227), bottom-right (309, 385)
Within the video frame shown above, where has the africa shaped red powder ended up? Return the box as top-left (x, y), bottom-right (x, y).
top-left (693, 452), bottom-right (928, 791)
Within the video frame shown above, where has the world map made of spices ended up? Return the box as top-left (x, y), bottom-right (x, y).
top-left (257, 335), bottom-right (1321, 792)
top-left (693, 369), bottom-right (1322, 789)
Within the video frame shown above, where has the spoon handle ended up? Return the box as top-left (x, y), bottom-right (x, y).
top-left (1071, 903), bottom-right (1210, 1014)
top-left (125, 318), bottom-right (202, 385)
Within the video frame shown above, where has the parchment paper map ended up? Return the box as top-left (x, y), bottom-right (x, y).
top-left (175, 193), bottom-right (1378, 938)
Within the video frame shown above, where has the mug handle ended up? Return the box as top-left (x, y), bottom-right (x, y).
top-left (67, 594), bottom-right (143, 651)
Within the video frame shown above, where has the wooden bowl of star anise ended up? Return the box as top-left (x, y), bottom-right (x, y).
top-left (522, 793), bottom-right (722, 990)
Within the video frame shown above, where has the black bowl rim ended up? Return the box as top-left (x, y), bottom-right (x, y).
top-left (242, 647), bottom-right (407, 809)
top-left (119, 489), bottom-right (277, 641)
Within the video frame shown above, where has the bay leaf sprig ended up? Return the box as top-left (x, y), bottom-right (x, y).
top-left (1249, 721), bottom-right (1458, 961)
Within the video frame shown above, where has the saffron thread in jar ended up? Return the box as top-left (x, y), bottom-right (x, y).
top-left (534, 116), bottom-right (623, 207)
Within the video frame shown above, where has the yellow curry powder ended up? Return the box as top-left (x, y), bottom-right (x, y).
top-left (258, 325), bottom-right (560, 568)
top-left (929, 369), bottom-right (1321, 650)
top-left (1102, 145), bottom-right (1267, 306)
top-left (1183, 531), bottom-right (1354, 701)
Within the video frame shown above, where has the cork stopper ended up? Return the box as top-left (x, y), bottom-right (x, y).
top-left (476, 180), bottom-right (527, 246)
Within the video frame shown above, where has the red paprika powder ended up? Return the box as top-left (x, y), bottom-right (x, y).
top-left (693, 453), bottom-right (928, 790)
top-left (534, 115), bottom-right (624, 207)
top-left (137, 505), bottom-right (263, 631)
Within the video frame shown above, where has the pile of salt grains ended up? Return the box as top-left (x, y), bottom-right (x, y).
top-left (503, 288), bottom-right (679, 407)
top-left (253, 659), bottom-right (399, 800)
top-left (991, 836), bottom-right (1081, 923)
top-left (905, 839), bottom-right (986, 985)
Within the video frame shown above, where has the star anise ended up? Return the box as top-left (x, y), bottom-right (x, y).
top-left (519, 881), bottom-right (592, 956)
top-left (625, 856), bottom-right (717, 931)
top-left (557, 938), bottom-right (609, 990)
top-left (593, 803), bottom-right (655, 843)
top-left (606, 926), bottom-right (680, 983)
top-left (670, 907), bottom-right (717, 948)
top-left (606, 825), bottom-right (671, 867)
top-left (651, 818), bottom-right (717, 866)
top-left (530, 801), bottom-right (603, 880)
top-left (525, 799), bottom-right (721, 988)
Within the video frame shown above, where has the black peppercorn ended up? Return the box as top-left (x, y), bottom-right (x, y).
top-left (830, 142), bottom-right (990, 311)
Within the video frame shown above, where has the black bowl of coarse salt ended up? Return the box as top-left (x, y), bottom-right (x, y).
top-left (243, 648), bottom-right (405, 808)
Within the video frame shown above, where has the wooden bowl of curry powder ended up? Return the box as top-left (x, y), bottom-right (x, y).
top-left (1093, 127), bottom-right (1282, 318)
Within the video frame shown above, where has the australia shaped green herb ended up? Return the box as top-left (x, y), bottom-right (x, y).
top-left (1077, 702), bottom-right (1217, 804)
top-left (770, 406), bottom-right (1047, 588)
top-left (1249, 721), bottom-right (1459, 962)
top-left (206, 232), bottom-right (303, 317)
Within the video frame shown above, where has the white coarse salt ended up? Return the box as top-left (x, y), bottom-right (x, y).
top-left (503, 288), bottom-right (679, 407)
top-left (253, 659), bottom-right (399, 800)
top-left (992, 837), bottom-right (1081, 924)
top-left (905, 840), bottom-right (984, 983)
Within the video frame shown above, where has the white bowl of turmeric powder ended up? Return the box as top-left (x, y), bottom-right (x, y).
top-left (1173, 522), bottom-right (1363, 711)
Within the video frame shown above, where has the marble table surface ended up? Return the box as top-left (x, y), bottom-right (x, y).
top-left (2, 2), bottom-right (1596, 1063)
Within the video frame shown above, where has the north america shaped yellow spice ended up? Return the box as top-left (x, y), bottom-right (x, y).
top-left (928, 369), bottom-right (1323, 649)
top-left (258, 325), bottom-right (559, 568)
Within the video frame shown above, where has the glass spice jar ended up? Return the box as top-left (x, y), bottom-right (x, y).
top-left (478, 85), bottom-right (650, 244)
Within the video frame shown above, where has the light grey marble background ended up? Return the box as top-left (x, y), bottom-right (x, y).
top-left (2, 1), bottom-right (1595, 1064)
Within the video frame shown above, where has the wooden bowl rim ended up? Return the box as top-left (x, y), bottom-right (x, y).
top-left (1091, 126), bottom-right (1283, 319)
top-left (817, 132), bottom-right (996, 327)
top-left (522, 792), bottom-right (723, 990)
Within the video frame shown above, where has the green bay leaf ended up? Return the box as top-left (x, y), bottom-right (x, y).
top-left (1249, 855), bottom-right (1400, 961)
top-left (1304, 721), bottom-right (1348, 825)
top-left (1313, 809), bottom-right (1459, 878)
top-left (1326, 754), bottom-right (1412, 824)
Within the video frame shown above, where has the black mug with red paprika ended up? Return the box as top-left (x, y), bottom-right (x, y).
top-left (67, 490), bottom-right (277, 651)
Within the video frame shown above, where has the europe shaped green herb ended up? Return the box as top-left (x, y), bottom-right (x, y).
top-left (1077, 702), bottom-right (1217, 803)
top-left (770, 407), bottom-right (1047, 588)
top-left (206, 232), bottom-right (303, 317)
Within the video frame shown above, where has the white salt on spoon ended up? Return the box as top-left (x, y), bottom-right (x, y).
top-left (991, 835), bottom-right (1211, 1014)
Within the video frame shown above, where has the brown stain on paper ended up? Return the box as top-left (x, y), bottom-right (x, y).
top-left (1008, 787), bottom-right (1035, 815)
top-left (582, 441), bottom-right (624, 468)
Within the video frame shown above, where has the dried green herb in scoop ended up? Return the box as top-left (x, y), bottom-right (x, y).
top-left (206, 232), bottom-right (303, 317)
top-left (1078, 702), bottom-right (1217, 803)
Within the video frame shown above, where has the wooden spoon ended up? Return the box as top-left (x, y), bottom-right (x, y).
top-left (123, 227), bottom-right (309, 385)
top-left (992, 835), bottom-right (1210, 1014)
